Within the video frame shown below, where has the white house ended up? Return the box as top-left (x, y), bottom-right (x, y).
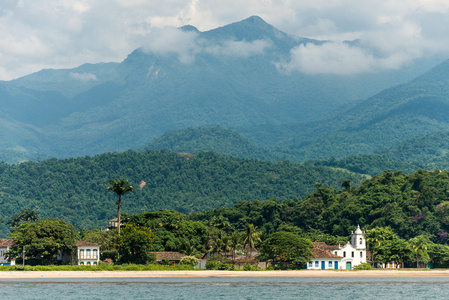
top-left (307, 225), bottom-right (367, 270)
top-left (0, 239), bottom-right (15, 266)
top-left (76, 241), bottom-right (100, 266)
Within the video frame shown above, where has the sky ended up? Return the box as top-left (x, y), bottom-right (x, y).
top-left (2, 0), bottom-right (449, 80)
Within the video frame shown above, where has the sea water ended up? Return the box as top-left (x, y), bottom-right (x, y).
top-left (0, 277), bottom-right (448, 299)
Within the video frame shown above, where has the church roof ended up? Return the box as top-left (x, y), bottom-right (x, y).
top-left (311, 242), bottom-right (342, 259)
top-left (354, 225), bottom-right (363, 235)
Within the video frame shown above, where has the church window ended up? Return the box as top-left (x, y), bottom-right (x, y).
top-left (360, 252), bottom-right (363, 258)
top-left (343, 252), bottom-right (346, 257)
top-left (351, 251), bottom-right (354, 258)
top-left (360, 238), bottom-right (363, 245)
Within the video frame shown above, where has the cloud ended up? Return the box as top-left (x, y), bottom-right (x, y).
top-left (69, 72), bottom-right (98, 81)
top-left (141, 27), bottom-right (200, 64)
top-left (141, 27), bottom-right (272, 63)
top-left (2, 1), bottom-right (449, 79)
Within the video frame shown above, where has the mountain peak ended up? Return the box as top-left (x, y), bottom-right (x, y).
top-left (201, 15), bottom-right (290, 45)
top-left (179, 25), bottom-right (199, 33)
top-left (243, 15), bottom-right (268, 25)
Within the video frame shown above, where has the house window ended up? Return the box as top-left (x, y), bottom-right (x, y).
top-left (93, 249), bottom-right (98, 259)
top-left (343, 252), bottom-right (346, 257)
top-left (80, 249), bottom-right (84, 259)
top-left (360, 252), bottom-right (363, 258)
top-left (351, 251), bottom-right (354, 258)
top-left (315, 261), bottom-right (319, 268)
top-left (86, 249), bottom-right (91, 258)
top-left (308, 262), bottom-right (313, 268)
top-left (328, 261), bottom-right (332, 268)
top-left (80, 262), bottom-right (84, 265)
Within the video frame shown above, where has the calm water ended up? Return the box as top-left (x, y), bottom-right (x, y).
top-left (0, 277), bottom-right (448, 299)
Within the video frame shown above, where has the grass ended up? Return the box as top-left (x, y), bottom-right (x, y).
top-left (0, 264), bottom-right (196, 271)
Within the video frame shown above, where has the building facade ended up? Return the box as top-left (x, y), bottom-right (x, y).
top-left (308, 225), bottom-right (367, 270)
top-left (76, 240), bottom-right (100, 266)
top-left (0, 239), bottom-right (15, 266)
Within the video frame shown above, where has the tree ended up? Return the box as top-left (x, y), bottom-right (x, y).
top-left (243, 224), bottom-right (261, 261)
top-left (229, 231), bottom-right (242, 261)
top-left (365, 226), bottom-right (398, 263)
top-left (7, 208), bottom-right (39, 228)
top-left (259, 231), bottom-right (314, 268)
top-left (114, 224), bottom-right (155, 264)
top-left (106, 178), bottom-right (134, 236)
top-left (6, 218), bottom-right (75, 265)
top-left (407, 235), bottom-right (431, 268)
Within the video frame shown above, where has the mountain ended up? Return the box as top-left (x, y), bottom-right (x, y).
top-left (1, 16), bottom-right (444, 163)
top-left (145, 126), bottom-right (284, 161)
top-left (239, 58), bottom-right (449, 164)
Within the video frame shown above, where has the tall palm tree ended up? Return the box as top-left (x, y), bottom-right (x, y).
top-left (230, 231), bottom-right (242, 261)
top-left (243, 224), bottom-right (261, 262)
top-left (106, 178), bottom-right (134, 236)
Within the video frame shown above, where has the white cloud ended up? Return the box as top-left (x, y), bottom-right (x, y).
top-left (2, 0), bottom-right (449, 79)
top-left (141, 27), bottom-right (271, 63)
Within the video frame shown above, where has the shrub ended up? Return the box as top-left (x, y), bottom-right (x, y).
top-left (206, 260), bottom-right (219, 270)
top-left (353, 263), bottom-right (374, 270)
top-left (243, 263), bottom-right (251, 271)
top-left (180, 256), bottom-right (199, 267)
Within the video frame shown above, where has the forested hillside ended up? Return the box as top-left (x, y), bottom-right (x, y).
top-left (189, 169), bottom-right (449, 243)
top-left (0, 149), bottom-right (365, 237)
top-left (146, 126), bottom-right (285, 161)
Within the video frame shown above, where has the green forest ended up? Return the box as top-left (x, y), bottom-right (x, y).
top-left (0, 149), bottom-right (366, 237)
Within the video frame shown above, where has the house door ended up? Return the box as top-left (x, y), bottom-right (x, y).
top-left (334, 261), bottom-right (338, 269)
top-left (321, 261), bottom-right (325, 269)
top-left (346, 262), bottom-right (352, 270)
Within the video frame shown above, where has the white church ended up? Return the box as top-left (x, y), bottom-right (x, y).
top-left (307, 225), bottom-right (367, 270)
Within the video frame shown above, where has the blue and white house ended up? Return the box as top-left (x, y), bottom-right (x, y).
top-left (307, 225), bottom-right (367, 270)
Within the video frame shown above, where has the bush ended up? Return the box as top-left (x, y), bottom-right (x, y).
top-left (353, 263), bottom-right (374, 270)
top-left (206, 260), bottom-right (219, 270)
top-left (180, 256), bottom-right (199, 267)
top-left (243, 263), bottom-right (251, 271)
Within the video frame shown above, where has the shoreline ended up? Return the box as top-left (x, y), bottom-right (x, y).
top-left (1, 270), bottom-right (449, 279)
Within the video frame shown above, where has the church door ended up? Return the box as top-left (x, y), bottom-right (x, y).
top-left (346, 262), bottom-right (352, 270)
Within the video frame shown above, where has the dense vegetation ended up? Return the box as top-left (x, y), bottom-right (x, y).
top-left (0, 149), bottom-right (365, 237)
top-left (146, 126), bottom-right (283, 162)
top-left (189, 169), bottom-right (449, 242)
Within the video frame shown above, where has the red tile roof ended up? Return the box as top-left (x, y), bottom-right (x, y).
top-left (153, 252), bottom-right (186, 260)
top-left (311, 242), bottom-right (342, 258)
top-left (0, 239), bottom-right (15, 247)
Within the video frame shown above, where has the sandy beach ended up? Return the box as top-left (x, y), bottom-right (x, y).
top-left (1, 270), bottom-right (449, 279)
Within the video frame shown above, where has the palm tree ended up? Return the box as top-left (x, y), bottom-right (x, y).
top-left (230, 232), bottom-right (242, 261)
top-left (243, 224), bottom-right (261, 262)
top-left (106, 178), bottom-right (134, 236)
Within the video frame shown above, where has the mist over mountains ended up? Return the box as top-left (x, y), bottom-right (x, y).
top-left (0, 16), bottom-right (448, 165)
